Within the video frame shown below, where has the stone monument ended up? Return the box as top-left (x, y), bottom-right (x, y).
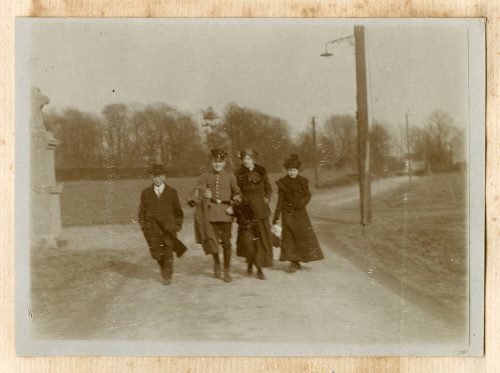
top-left (31, 87), bottom-right (63, 249)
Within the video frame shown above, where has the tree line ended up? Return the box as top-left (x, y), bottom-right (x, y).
top-left (43, 102), bottom-right (464, 180)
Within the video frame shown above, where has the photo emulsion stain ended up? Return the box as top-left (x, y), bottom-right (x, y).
top-left (16, 18), bottom-right (485, 356)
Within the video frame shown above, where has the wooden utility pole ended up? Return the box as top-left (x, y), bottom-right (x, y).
top-left (354, 25), bottom-right (372, 225)
top-left (406, 113), bottom-right (412, 183)
top-left (312, 116), bottom-right (320, 188)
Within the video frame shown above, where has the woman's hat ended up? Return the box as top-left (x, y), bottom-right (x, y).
top-left (238, 148), bottom-right (259, 160)
top-left (210, 149), bottom-right (227, 161)
top-left (283, 153), bottom-right (302, 169)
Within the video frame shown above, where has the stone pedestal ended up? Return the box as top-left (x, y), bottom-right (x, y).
top-left (31, 87), bottom-right (63, 249)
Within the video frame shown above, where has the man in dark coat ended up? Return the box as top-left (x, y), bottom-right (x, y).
top-left (138, 164), bottom-right (187, 285)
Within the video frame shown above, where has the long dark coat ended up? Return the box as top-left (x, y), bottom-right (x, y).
top-left (138, 184), bottom-right (187, 260)
top-left (235, 164), bottom-right (272, 219)
top-left (235, 164), bottom-right (273, 267)
top-left (193, 198), bottom-right (219, 255)
top-left (272, 175), bottom-right (324, 262)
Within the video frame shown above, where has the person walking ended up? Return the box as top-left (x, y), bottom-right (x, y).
top-left (138, 164), bottom-right (187, 285)
top-left (272, 154), bottom-right (324, 273)
top-left (234, 149), bottom-right (273, 280)
top-left (191, 149), bottom-right (241, 283)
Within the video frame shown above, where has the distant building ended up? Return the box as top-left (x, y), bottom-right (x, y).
top-left (403, 153), bottom-right (426, 175)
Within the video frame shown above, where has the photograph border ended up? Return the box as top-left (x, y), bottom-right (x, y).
top-left (14, 17), bottom-right (485, 357)
top-left (0, 1), bottom-right (497, 372)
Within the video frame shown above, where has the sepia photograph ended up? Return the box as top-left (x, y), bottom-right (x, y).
top-left (15, 18), bottom-right (485, 356)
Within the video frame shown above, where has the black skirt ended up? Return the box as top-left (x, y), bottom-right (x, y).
top-left (236, 219), bottom-right (274, 268)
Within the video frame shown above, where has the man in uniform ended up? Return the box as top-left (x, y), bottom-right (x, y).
top-left (191, 149), bottom-right (241, 282)
top-left (138, 164), bottom-right (187, 285)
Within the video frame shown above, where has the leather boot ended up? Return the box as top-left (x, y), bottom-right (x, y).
top-left (214, 262), bottom-right (221, 278)
top-left (287, 262), bottom-right (297, 273)
top-left (247, 263), bottom-right (253, 275)
top-left (257, 268), bottom-right (265, 280)
top-left (223, 270), bottom-right (232, 283)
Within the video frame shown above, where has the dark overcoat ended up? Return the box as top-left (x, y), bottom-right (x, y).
top-left (193, 198), bottom-right (219, 255)
top-left (273, 175), bottom-right (324, 262)
top-left (138, 184), bottom-right (187, 259)
top-left (235, 164), bottom-right (274, 268)
top-left (235, 164), bottom-right (272, 219)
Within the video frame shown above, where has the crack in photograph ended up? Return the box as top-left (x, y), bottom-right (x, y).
top-left (15, 18), bottom-right (485, 356)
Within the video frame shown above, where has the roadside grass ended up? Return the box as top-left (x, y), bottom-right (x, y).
top-left (59, 168), bottom-right (348, 226)
top-left (314, 171), bottom-right (468, 322)
top-left (59, 176), bottom-right (198, 226)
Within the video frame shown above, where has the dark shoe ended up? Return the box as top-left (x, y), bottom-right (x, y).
top-left (162, 278), bottom-right (172, 285)
top-left (286, 262), bottom-right (297, 273)
top-left (257, 268), bottom-right (265, 280)
top-left (247, 263), bottom-right (253, 275)
top-left (223, 271), bottom-right (232, 283)
top-left (296, 262), bottom-right (302, 270)
top-left (214, 262), bottom-right (222, 278)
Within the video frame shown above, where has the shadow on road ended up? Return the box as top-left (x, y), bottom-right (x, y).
top-left (108, 260), bottom-right (159, 281)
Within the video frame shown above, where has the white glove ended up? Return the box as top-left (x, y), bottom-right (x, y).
top-left (271, 224), bottom-right (282, 238)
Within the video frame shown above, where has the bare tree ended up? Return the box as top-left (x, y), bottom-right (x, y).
top-left (369, 122), bottom-right (391, 173)
top-left (424, 110), bottom-right (455, 170)
top-left (102, 103), bottom-right (129, 167)
top-left (132, 105), bottom-right (162, 164)
top-left (44, 108), bottom-right (102, 169)
top-left (408, 110), bottom-right (461, 173)
top-left (221, 103), bottom-right (293, 170)
top-left (320, 114), bottom-right (358, 171)
top-left (296, 130), bottom-right (315, 168)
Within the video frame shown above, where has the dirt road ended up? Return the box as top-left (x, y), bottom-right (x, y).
top-left (31, 176), bottom-right (468, 353)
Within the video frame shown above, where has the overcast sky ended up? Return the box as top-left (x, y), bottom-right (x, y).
top-left (26, 19), bottom-right (471, 137)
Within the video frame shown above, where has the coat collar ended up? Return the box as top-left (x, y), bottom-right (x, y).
top-left (236, 163), bottom-right (265, 176)
top-left (148, 183), bottom-right (170, 198)
top-left (208, 169), bottom-right (229, 176)
top-left (276, 175), bottom-right (308, 192)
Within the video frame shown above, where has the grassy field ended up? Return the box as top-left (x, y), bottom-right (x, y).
top-left (313, 171), bottom-right (468, 323)
top-left (58, 168), bottom-right (348, 226)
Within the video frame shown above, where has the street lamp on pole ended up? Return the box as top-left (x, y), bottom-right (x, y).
top-left (320, 26), bottom-right (372, 226)
top-left (320, 34), bottom-right (355, 57)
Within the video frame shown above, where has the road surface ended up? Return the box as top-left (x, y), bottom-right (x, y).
top-left (31, 176), bottom-right (468, 354)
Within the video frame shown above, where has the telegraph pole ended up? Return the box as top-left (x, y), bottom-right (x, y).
top-left (312, 116), bottom-right (320, 188)
top-left (354, 25), bottom-right (372, 225)
top-left (406, 113), bottom-right (412, 183)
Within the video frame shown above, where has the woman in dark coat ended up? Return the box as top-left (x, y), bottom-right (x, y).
top-left (272, 154), bottom-right (324, 273)
top-left (234, 149), bottom-right (274, 280)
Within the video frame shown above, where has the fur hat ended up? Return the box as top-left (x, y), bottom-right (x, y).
top-left (283, 153), bottom-right (302, 169)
